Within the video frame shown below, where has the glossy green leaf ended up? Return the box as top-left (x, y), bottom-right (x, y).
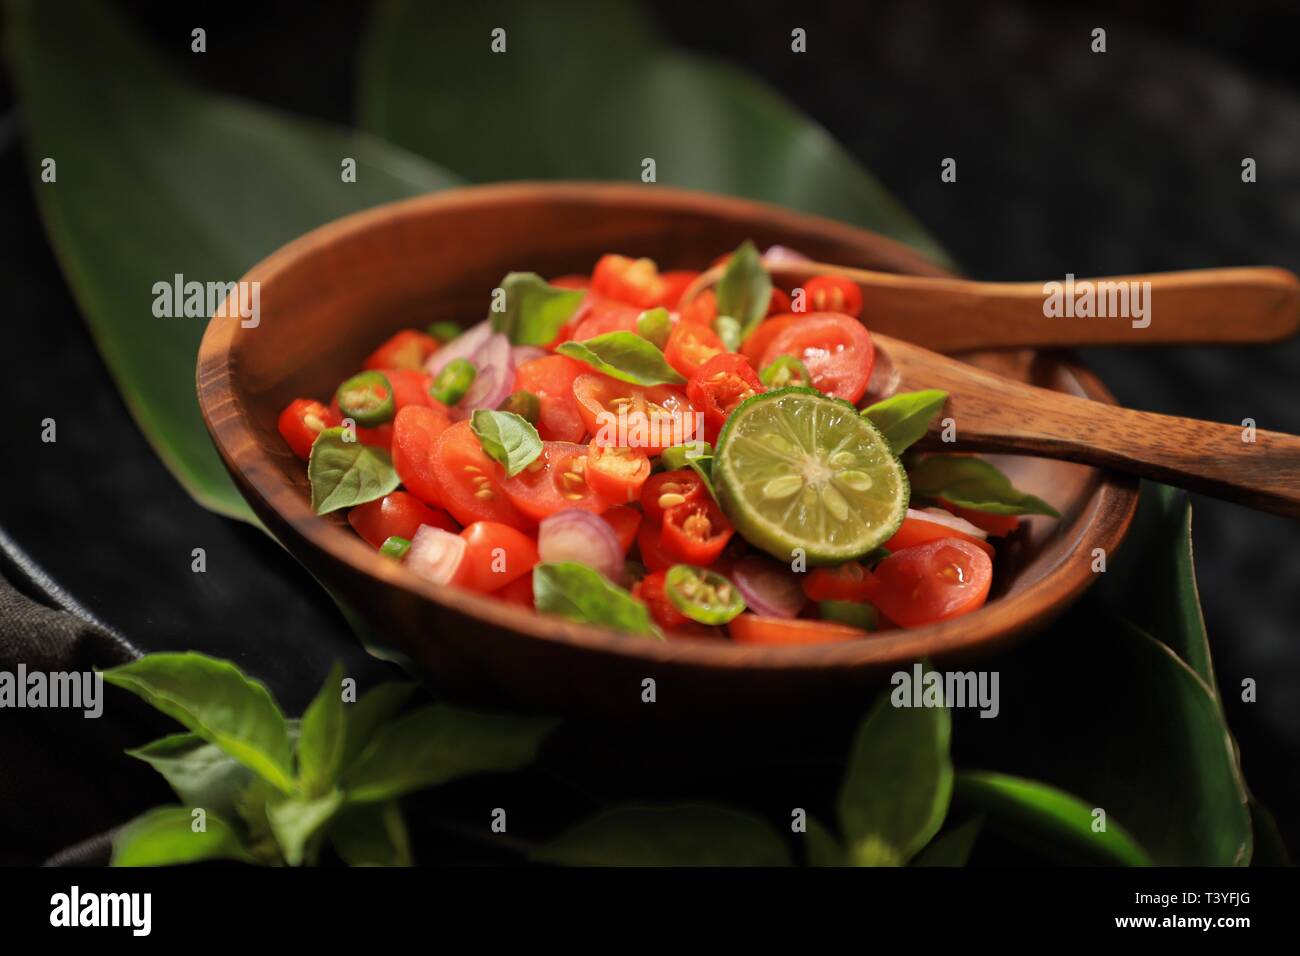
top-left (111, 806), bottom-right (253, 867)
top-left (308, 427), bottom-right (401, 515)
top-left (557, 331), bottom-right (686, 386)
top-left (266, 790), bottom-right (345, 867)
top-left (470, 409), bottom-right (543, 477)
top-left (297, 663), bottom-right (348, 795)
top-left (715, 241), bottom-right (772, 339)
top-left (5, 0), bottom-right (460, 519)
top-left (534, 805), bottom-right (792, 866)
top-left (862, 389), bottom-right (949, 455)
top-left (533, 561), bottom-right (659, 637)
top-left (491, 272), bottom-right (585, 346)
top-left (330, 801), bottom-right (413, 866)
top-left (126, 732), bottom-right (254, 822)
top-left (343, 703), bottom-right (557, 803)
top-left (102, 652), bottom-right (295, 792)
top-left (804, 816), bottom-right (848, 867)
top-left (340, 682), bottom-right (419, 769)
top-left (911, 814), bottom-right (984, 867)
top-left (837, 681), bottom-right (953, 866)
top-left (358, 0), bottom-right (951, 268)
top-left (954, 772), bottom-right (1150, 866)
top-left (907, 455), bottom-right (1060, 517)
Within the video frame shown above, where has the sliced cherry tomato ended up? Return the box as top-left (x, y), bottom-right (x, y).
top-left (886, 511), bottom-right (995, 558)
top-left (363, 329), bottom-right (439, 372)
top-left (492, 572), bottom-right (535, 608)
top-left (663, 321), bottom-right (726, 380)
top-left (570, 299), bottom-right (642, 341)
top-left (602, 504), bottom-right (642, 555)
top-left (767, 287), bottom-right (792, 316)
top-left (499, 441), bottom-right (606, 521)
top-left (452, 521), bottom-right (539, 593)
top-left (633, 570), bottom-right (691, 629)
top-left (798, 276), bottom-right (864, 318)
top-left (661, 496), bottom-right (733, 565)
top-left (641, 469), bottom-right (707, 525)
top-left (591, 254), bottom-right (664, 308)
top-left (431, 420), bottom-right (531, 530)
top-left (585, 441), bottom-right (651, 505)
top-left (278, 398), bottom-right (340, 460)
top-left (381, 368), bottom-right (436, 411)
top-left (347, 492), bottom-right (455, 549)
top-left (549, 274), bottom-right (590, 291)
top-left (740, 313), bottom-right (797, 365)
top-left (937, 499), bottom-right (1023, 538)
top-left (328, 396), bottom-right (394, 450)
top-left (392, 404), bottom-right (455, 507)
top-left (729, 614), bottom-right (866, 645)
top-left (686, 353), bottom-right (764, 440)
top-left (573, 374), bottom-right (700, 456)
top-left (679, 288), bottom-right (718, 327)
top-left (759, 312), bottom-right (875, 404)
top-left (655, 270), bottom-right (700, 309)
top-left (800, 561), bottom-right (877, 603)
top-left (514, 355), bottom-right (588, 442)
top-left (637, 517), bottom-right (676, 572)
top-left (870, 538), bottom-right (993, 628)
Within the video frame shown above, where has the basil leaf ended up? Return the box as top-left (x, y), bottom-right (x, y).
top-left (837, 675), bottom-right (954, 866)
top-left (297, 663), bottom-right (348, 796)
top-left (660, 441), bottom-right (712, 471)
top-left (557, 331), bottom-right (686, 386)
top-left (492, 272), bottom-right (584, 345)
top-left (534, 805), bottom-right (792, 866)
top-left (470, 409), bottom-right (543, 477)
top-left (713, 314), bottom-right (741, 352)
top-left (862, 389), bottom-right (949, 455)
top-left (308, 427), bottom-right (401, 515)
top-left (343, 704), bottom-right (557, 804)
top-left (111, 806), bottom-right (255, 868)
top-left (341, 682), bottom-right (419, 769)
top-left (911, 815), bottom-right (984, 867)
top-left (126, 733), bottom-right (254, 822)
top-left (533, 561), bottom-right (660, 637)
top-left (330, 801), bottom-right (413, 866)
top-left (907, 455), bottom-right (1061, 517)
top-left (716, 240), bottom-right (772, 339)
top-left (102, 652), bottom-right (295, 792)
top-left (266, 789), bottom-right (346, 866)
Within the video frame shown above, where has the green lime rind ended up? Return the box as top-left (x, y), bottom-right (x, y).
top-left (714, 388), bottom-right (909, 566)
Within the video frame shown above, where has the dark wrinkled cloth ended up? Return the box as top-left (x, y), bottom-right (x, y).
top-left (0, 529), bottom-right (171, 865)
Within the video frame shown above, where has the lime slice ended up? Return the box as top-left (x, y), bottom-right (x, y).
top-left (714, 388), bottom-right (909, 565)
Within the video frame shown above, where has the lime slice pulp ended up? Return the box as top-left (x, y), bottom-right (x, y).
top-left (713, 388), bottom-right (909, 565)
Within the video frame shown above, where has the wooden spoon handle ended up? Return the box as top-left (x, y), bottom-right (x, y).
top-left (756, 263), bottom-right (1300, 351)
top-left (894, 343), bottom-right (1300, 516)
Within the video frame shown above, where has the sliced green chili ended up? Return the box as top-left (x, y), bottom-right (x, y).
top-left (379, 535), bottom-right (411, 560)
top-left (665, 564), bottom-right (746, 625)
top-left (759, 354), bottom-right (811, 389)
top-left (660, 441), bottom-right (713, 471)
top-left (430, 358), bottom-right (476, 405)
top-left (335, 371), bottom-right (395, 427)
top-left (498, 390), bottom-right (540, 425)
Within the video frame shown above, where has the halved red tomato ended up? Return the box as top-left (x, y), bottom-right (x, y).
top-left (499, 441), bottom-right (606, 521)
top-left (363, 329), bottom-right (439, 372)
top-left (800, 561), bottom-right (876, 603)
top-left (686, 353), bottom-right (763, 440)
top-left (584, 441), bottom-right (651, 505)
top-left (886, 509), bottom-right (995, 558)
top-left (740, 313), bottom-right (797, 365)
top-left (798, 276), bottom-right (864, 318)
top-left (758, 312), bottom-right (875, 403)
top-left (278, 398), bottom-right (340, 460)
top-left (392, 404), bottom-right (455, 507)
top-left (431, 420), bottom-right (531, 530)
top-left (602, 504), bottom-right (642, 555)
top-left (573, 374), bottom-right (700, 456)
top-left (870, 538), bottom-right (993, 628)
top-left (347, 491), bottom-right (455, 549)
top-left (663, 321), bottom-right (726, 380)
top-left (767, 287), bottom-right (793, 316)
top-left (452, 521), bottom-right (539, 593)
top-left (591, 254), bottom-right (664, 308)
top-left (729, 614), bottom-right (866, 645)
top-left (514, 355), bottom-right (588, 442)
top-left (569, 299), bottom-right (642, 342)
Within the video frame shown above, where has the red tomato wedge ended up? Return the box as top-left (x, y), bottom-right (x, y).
top-left (452, 521), bottom-right (539, 593)
top-left (278, 398), bottom-right (340, 460)
top-left (570, 299), bottom-right (642, 341)
top-left (759, 312), bottom-right (875, 404)
top-left (729, 615), bottom-right (866, 645)
top-left (800, 561), bottom-right (876, 603)
top-left (886, 509), bottom-right (995, 558)
top-left (363, 329), bottom-right (439, 372)
top-left (514, 355), bottom-right (588, 442)
top-left (499, 441), bottom-right (607, 521)
top-left (431, 420), bottom-right (531, 530)
top-left (591, 254), bottom-right (664, 308)
top-left (347, 491), bottom-right (454, 549)
top-left (870, 538), bottom-right (993, 628)
top-left (573, 374), bottom-right (700, 456)
top-left (392, 404), bottom-right (455, 507)
top-left (663, 321), bottom-right (726, 380)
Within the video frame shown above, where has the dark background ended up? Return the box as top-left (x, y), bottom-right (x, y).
top-left (0, 0), bottom-right (1296, 862)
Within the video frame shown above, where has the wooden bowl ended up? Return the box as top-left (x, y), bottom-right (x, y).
top-left (197, 183), bottom-right (1138, 718)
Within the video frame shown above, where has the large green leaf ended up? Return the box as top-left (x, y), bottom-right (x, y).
top-left (111, 806), bottom-right (253, 867)
top-left (357, 0), bottom-right (950, 267)
top-left (4, 0), bottom-right (460, 518)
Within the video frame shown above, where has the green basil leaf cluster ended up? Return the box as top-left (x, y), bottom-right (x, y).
top-left (907, 454), bottom-right (1061, 517)
top-left (556, 331), bottom-right (686, 386)
top-left (862, 389), bottom-right (948, 455)
top-left (308, 427), bottom-right (400, 515)
top-left (533, 562), bottom-right (659, 637)
top-left (491, 272), bottom-right (585, 346)
top-left (104, 653), bottom-right (556, 867)
top-left (470, 409), bottom-right (543, 477)
top-left (715, 240), bottom-right (772, 339)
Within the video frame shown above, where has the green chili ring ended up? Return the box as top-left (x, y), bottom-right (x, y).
top-left (665, 564), bottom-right (746, 625)
top-left (335, 371), bottom-right (395, 427)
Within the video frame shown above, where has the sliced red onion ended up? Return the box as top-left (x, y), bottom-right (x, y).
top-left (731, 555), bottom-right (807, 619)
top-left (452, 332), bottom-right (515, 418)
top-left (425, 319), bottom-right (493, 377)
top-left (763, 245), bottom-right (812, 265)
top-left (512, 345), bottom-right (548, 366)
top-left (911, 507), bottom-right (988, 539)
top-left (404, 525), bottom-right (466, 585)
top-left (538, 509), bottom-right (622, 581)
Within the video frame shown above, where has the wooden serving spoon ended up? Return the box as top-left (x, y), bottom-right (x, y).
top-left (872, 332), bottom-right (1300, 517)
top-left (683, 262), bottom-right (1300, 351)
